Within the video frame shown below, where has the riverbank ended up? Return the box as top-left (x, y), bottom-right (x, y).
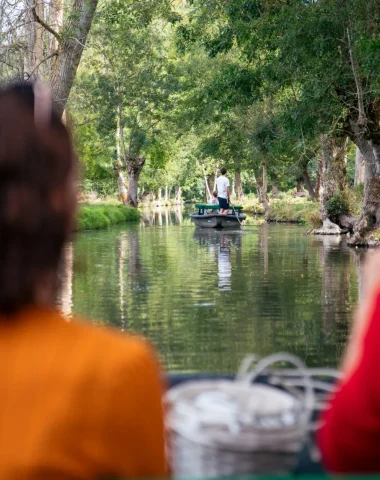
top-left (242, 195), bottom-right (319, 226)
top-left (77, 204), bottom-right (140, 231)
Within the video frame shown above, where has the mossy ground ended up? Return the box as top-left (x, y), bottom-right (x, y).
top-left (77, 204), bottom-right (140, 231)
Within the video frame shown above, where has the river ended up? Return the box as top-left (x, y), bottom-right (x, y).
top-left (57, 206), bottom-right (365, 373)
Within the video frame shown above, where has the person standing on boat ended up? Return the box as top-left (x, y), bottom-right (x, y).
top-left (216, 167), bottom-right (230, 215)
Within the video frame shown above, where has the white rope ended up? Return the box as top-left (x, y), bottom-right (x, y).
top-left (167, 353), bottom-right (340, 478)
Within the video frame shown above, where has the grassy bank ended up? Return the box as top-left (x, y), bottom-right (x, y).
top-left (77, 204), bottom-right (140, 231)
top-left (267, 199), bottom-right (319, 225)
top-left (242, 194), bottom-right (319, 226)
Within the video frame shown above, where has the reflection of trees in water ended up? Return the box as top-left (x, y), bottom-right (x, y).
top-left (56, 223), bottom-right (361, 373)
top-left (140, 207), bottom-right (183, 227)
top-left (193, 230), bottom-right (243, 292)
top-left (218, 234), bottom-right (232, 291)
top-left (118, 234), bottom-right (127, 330)
top-left (350, 248), bottom-right (369, 303)
top-left (117, 230), bottom-right (147, 330)
top-left (247, 227), bottom-right (358, 368)
top-left (140, 210), bottom-right (155, 227)
top-left (174, 206), bottom-right (183, 224)
top-left (260, 223), bottom-right (269, 277)
top-left (318, 236), bottom-right (351, 338)
top-left (157, 208), bottom-right (163, 226)
top-left (57, 242), bottom-right (74, 319)
top-left (308, 235), bottom-right (357, 367)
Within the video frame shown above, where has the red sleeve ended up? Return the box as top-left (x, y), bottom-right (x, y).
top-left (318, 291), bottom-right (380, 473)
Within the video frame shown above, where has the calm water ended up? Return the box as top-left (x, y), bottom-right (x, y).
top-left (57, 207), bottom-right (365, 373)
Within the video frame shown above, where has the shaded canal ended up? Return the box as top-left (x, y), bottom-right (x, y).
top-left (57, 207), bottom-right (365, 373)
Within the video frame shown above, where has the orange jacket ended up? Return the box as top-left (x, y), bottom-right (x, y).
top-left (0, 307), bottom-right (167, 480)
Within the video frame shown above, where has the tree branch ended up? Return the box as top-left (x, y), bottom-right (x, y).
top-left (25, 50), bottom-right (59, 78)
top-left (346, 21), bottom-right (366, 125)
top-left (32, 7), bottom-right (61, 43)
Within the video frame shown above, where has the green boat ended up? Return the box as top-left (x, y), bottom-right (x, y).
top-left (191, 203), bottom-right (246, 228)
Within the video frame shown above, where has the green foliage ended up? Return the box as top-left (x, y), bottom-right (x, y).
top-left (371, 228), bottom-right (380, 241)
top-left (347, 184), bottom-right (365, 216)
top-left (241, 195), bottom-right (265, 215)
top-left (77, 205), bottom-right (140, 231)
top-left (266, 198), bottom-right (319, 225)
top-left (67, 0), bottom-right (378, 212)
top-left (326, 192), bottom-right (350, 219)
top-left (308, 211), bottom-right (323, 229)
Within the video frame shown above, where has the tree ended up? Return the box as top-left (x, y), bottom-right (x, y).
top-left (71, 0), bottom-right (174, 205)
top-left (1, 0), bottom-right (102, 117)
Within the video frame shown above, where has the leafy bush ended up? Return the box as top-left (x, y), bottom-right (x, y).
top-left (77, 204), bottom-right (140, 231)
top-left (308, 211), bottom-right (322, 228)
top-left (348, 184), bottom-right (364, 216)
top-left (79, 178), bottom-right (118, 198)
top-left (326, 191), bottom-right (350, 220)
top-left (266, 199), bottom-right (319, 224)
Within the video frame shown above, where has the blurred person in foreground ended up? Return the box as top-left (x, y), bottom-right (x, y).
top-left (0, 82), bottom-right (167, 480)
top-left (319, 249), bottom-right (380, 473)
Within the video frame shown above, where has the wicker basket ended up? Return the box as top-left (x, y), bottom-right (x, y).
top-left (166, 353), bottom-right (314, 478)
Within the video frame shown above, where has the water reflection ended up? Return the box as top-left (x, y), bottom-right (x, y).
top-left (193, 230), bottom-right (244, 292)
top-left (218, 235), bottom-right (232, 291)
top-left (57, 242), bottom-right (74, 319)
top-left (140, 206), bottom-right (184, 227)
top-left (315, 235), bottom-right (351, 339)
top-left (118, 234), bottom-right (127, 330)
top-left (56, 209), bottom-right (363, 373)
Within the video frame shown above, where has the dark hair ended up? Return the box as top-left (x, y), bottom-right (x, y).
top-left (213, 191), bottom-right (217, 197)
top-left (220, 167), bottom-right (227, 175)
top-left (0, 82), bottom-right (76, 314)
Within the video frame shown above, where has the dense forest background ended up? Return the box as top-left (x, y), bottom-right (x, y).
top-left (1, 0), bottom-right (380, 243)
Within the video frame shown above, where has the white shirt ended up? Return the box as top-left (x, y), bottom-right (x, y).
top-left (216, 175), bottom-right (230, 199)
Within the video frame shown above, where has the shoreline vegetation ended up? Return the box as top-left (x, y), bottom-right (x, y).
top-left (241, 194), bottom-right (319, 226)
top-left (77, 204), bottom-right (140, 232)
top-left (76, 188), bottom-right (376, 246)
top-left (76, 193), bottom-right (318, 233)
top-left (10, 0), bottom-right (378, 247)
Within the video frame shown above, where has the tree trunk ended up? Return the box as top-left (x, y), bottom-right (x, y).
top-left (174, 186), bottom-right (182, 203)
top-left (117, 172), bottom-right (127, 203)
top-left (354, 146), bottom-right (365, 186)
top-left (51, 0), bottom-right (99, 117)
top-left (48, 0), bottom-right (63, 79)
top-left (203, 170), bottom-right (212, 201)
top-left (296, 180), bottom-right (304, 192)
top-left (350, 141), bottom-right (380, 242)
top-left (125, 156), bottom-right (145, 207)
top-left (117, 105), bottom-right (128, 163)
top-left (207, 176), bottom-right (214, 198)
top-left (164, 185), bottom-right (169, 202)
top-left (262, 161), bottom-right (268, 195)
top-left (315, 134), bottom-right (347, 234)
top-left (346, 113), bottom-right (380, 244)
top-left (24, 0), bottom-right (45, 79)
top-left (315, 157), bottom-right (323, 200)
top-left (303, 167), bottom-right (316, 200)
top-left (235, 169), bottom-right (243, 200)
top-left (255, 162), bottom-right (270, 217)
top-left (272, 183), bottom-right (279, 198)
top-left (115, 113), bottom-right (127, 202)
